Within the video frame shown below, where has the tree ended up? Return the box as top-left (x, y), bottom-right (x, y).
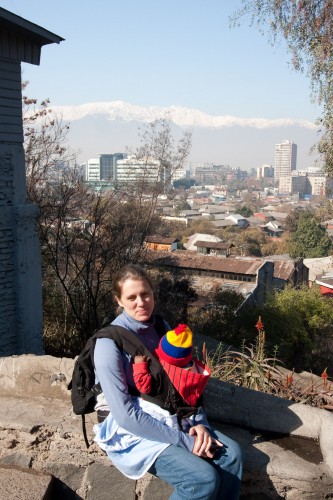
top-left (284, 209), bottom-right (303, 233)
top-left (154, 276), bottom-right (198, 327)
top-left (24, 91), bottom-right (192, 354)
top-left (173, 178), bottom-right (196, 189)
top-left (234, 284), bottom-right (333, 373)
top-left (231, 1), bottom-right (333, 174)
top-left (261, 237), bottom-right (290, 257)
top-left (288, 211), bottom-right (332, 258)
top-left (261, 285), bottom-right (333, 372)
top-left (155, 219), bottom-right (188, 241)
top-left (190, 289), bottom-right (245, 344)
top-left (23, 84), bottom-right (76, 204)
top-left (236, 205), bottom-right (253, 217)
top-left (174, 200), bottom-right (191, 215)
top-left (233, 228), bottom-right (269, 256)
top-left (314, 199), bottom-right (333, 222)
top-left (183, 218), bottom-right (217, 236)
top-left (130, 118), bottom-right (192, 197)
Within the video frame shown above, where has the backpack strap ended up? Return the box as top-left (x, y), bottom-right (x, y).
top-left (93, 325), bottom-right (167, 398)
top-left (82, 414), bottom-right (89, 449)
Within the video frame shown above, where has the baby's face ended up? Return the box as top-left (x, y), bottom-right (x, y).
top-left (182, 360), bottom-right (194, 371)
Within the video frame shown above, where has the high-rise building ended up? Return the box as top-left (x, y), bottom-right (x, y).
top-left (86, 153), bottom-right (127, 182)
top-left (274, 140), bottom-right (297, 178)
top-left (99, 153), bottom-right (126, 181)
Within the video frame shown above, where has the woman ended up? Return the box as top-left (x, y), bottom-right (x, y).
top-left (93, 264), bottom-right (243, 499)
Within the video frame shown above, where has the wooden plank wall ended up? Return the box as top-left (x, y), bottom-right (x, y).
top-left (0, 30), bottom-right (40, 65)
top-left (0, 58), bottom-right (23, 144)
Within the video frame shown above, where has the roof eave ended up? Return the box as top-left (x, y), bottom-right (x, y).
top-left (0, 7), bottom-right (64, 45)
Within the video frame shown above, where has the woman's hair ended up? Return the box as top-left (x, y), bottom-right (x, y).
top-left (112, 263), bottom-right (154, 300)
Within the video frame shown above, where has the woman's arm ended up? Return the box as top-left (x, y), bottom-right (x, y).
top-left (94, 337), bottom-right (195, 451)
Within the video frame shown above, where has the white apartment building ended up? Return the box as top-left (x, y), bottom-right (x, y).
top-left (116, 155), bottom-right (162, 186)
top-left (86, 159), bottom-right (100, 181)
top-left (86, 153), bottom-right (188, 189)
top-left (279, 169), bottom-right (333, 197)
top-left (274, 140), bottom-right (297, 179)
top-left (308, 172), bottom-right (333, 196)
top-left (172, 168), bottom-right (190, 181)
top-left (279, 173), bottom-right (307, 195)
top-left (257, 164), bottom-right (274, 179)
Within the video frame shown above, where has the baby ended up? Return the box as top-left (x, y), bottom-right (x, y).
top-left (133, 324), bottom-right (211, 415)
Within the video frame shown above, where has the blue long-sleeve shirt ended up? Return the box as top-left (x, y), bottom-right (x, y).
top-left (93, 311), bottom-right (210, 478)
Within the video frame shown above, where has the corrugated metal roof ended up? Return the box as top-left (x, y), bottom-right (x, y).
top-left (145, 236), bottom-right (178, 244)
top-left (147, 250), bottom-right (264, 275)
top-left (270, 260), bottom-right (294, 280)
top-left (212, 220), bottom-right (236, 227)
top-left (195, 241), bottom-right (234, 249)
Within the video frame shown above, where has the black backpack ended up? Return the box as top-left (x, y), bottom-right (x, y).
top-left (68, 317), bottom-right (167, 447)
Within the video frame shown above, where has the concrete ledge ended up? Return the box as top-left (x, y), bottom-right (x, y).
top-left (204, 377), bottom-right (333, 474)
top-left (0, 354), bottom-right (73, 399)
top-left (1, 354), bottom-right (333, 499)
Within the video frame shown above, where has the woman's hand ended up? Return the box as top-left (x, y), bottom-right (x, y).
top-left (189, 425), bottom-right (224, 458)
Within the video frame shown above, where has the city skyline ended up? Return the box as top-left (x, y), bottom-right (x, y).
top-left (0, 0), bottom-right (323, 169)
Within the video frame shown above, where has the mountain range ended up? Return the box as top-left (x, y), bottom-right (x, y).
top-left (54, 100), bottom-right (321, 171)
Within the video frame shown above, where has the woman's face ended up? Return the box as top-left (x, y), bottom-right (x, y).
top-left (116, 278), bottom-right (155, 322)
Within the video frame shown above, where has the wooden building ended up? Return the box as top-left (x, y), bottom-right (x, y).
top-left (194, 240), bottom-right (234, 257)
top-left (0, 8), bottom-right (63, 355)
top-left (145, 236), bottom-right (178, 252)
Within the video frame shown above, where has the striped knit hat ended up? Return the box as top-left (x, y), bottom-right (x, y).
top-left (155, 324), bottom-right (193, 367)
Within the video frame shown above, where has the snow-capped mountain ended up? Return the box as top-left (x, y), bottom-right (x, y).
top-left (53, 100), bottom-right (320, 169)
top-left (54, 100), bottom-right (317, 131)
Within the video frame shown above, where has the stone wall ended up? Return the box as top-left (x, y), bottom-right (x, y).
top-left (1, 355), bottom-right (333, 499)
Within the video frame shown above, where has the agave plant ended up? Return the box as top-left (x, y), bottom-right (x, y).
top-left (201, 317), bottom-right (283, 392)
top-left (201, 317), bottom-right (333, 410)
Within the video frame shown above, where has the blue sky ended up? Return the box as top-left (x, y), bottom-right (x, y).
top-left (2, 0), bottom-right (321, 120)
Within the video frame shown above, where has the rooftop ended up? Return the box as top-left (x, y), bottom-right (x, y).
top-left (146, 250), bottom-right (265, 275)
top-left (145, 236), bottom-right (178, 244)
top-left (195, 240), bottom-right (234, 250)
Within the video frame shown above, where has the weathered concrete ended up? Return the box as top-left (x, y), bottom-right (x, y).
top-left (0, 465), bottom-right (54, 500)
top-left (204, 377), bottom-right (333, 475)
top-left (0, 354), bottom-right (332, 499)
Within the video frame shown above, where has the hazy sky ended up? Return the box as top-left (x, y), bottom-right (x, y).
top-left (1, 0), bottom-right (323, 168)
